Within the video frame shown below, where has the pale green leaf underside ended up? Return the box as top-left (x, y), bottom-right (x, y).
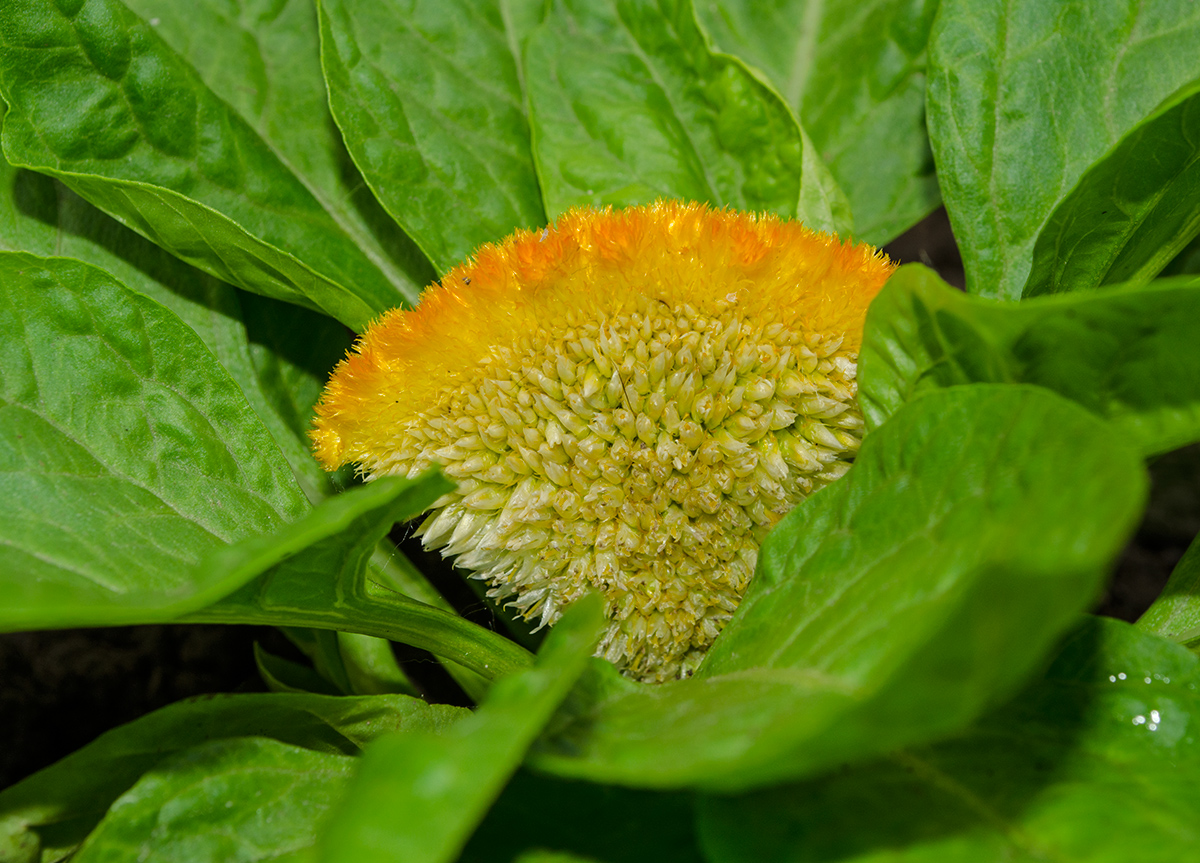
top-left (1024, 77), bottom-right (1200, 297)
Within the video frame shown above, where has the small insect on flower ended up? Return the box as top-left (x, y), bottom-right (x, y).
top-left (311, 201), bottom-right (895, 682)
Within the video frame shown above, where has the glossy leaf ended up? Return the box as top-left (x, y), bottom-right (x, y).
top-left (73, 739), bottom-right (353, 863)
top-left (0, 251), bottom-right (309, 630)
top-left (698, 618), bottom-right (1200, 862)
top-left (234, 292), bottom-right (355, 501)
top-left (318, 595), bottom-right (605, 863)
top-left (461, 770), bottom-right (704, 863)
top-left (1025, 78), bottom-right (1200, 297)
top-left (0, 692), bottom-right (466, 863)
top-left (318, 0), bottom-right (546, 273)
top-left (0, 154), bottom-right (354, 501)
top-left (695, 0), bottom-right (940, 243)
top-left (0, 0), bottom-right (410, 328)
top-left (859, 264), bottom-right (1200, 456)
top-left (525, 0), bottom-right (848, 233)
top-left (927, 0), bottom-right (1200, 298)
top-left (122, 0), bottom-right (436, 296)
top-left (2, 299), bottom-right (448, 630)
top-left (529, 385), bottom-right (1145, 790)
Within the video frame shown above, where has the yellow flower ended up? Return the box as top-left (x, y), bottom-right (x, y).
top-left (312, 201), bottom-right (894, 682)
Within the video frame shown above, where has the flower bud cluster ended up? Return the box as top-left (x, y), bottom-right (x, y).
top-left (386, 294), bottom-right (861, 681)
top-left (312, 201), bottom-right (893, 682)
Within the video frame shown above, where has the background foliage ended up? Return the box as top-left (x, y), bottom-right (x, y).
top-left (2, 0), bottom-right (1200, 861)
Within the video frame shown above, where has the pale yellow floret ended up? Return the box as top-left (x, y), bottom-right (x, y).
top-left (312, 201), bottom-right (894, 682)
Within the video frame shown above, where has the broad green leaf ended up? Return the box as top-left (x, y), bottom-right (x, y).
top-left (232, 291), bottom-right (355, 501)
top-left (2, 305), bottom-right (447, 631)
top-left (73, 738), bottom-right (354, 863)
top-left (0, 0), bottom-right (411, 329)
top-left (1025, 78), bottom-right (1200, 297)
top-left (697, 618), bottom-right (1200, 862)
top-left (0, 692), bottom-right (466, 863)
top-left (1138, 532), bottom-right (1200, 649)
top-left (122, 0), bottom-right (436, 296)
top-left (859, 264), bottom-right (1200, 456)
top-left (317, 0), bottom-right (546, 273)
top-left (0, 154), bottom-right (354, 501)
top-left (695, 0), bottom-right (940, 243)
top-left (927, 0), bottom-right (1200, 298)
top-left (318, 596), bottom-right (605, 863)
top-left (525, 0), bottom-right (844, 232)
top-left (529, 385), bottom-right (1145, 790)
top-left (0, 251), bottom-right (311, 630)
top-left (461, 770), bottom-right (704, 863)
top-left (186, 475), bottom-right (536, 683)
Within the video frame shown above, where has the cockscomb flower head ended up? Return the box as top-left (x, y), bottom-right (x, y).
top-left (312, 201), bottom-right (894, 682)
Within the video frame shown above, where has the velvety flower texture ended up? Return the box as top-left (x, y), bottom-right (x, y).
top-left (312, 201), bottom-right (895, 682)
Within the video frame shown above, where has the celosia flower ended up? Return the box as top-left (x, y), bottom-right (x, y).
top-left (312, 201), bottom-right (895, 682)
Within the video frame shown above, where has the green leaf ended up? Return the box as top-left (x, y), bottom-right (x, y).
top-left (697, 617), bottom-right (1200, 862)
top-left (1138, 532), bottom-right (1200, 649)
top-left (796, 123), bottom-right (853, 237)
top-left (0, 692), bottom-right (466, 863)
top-left (187, 474), bottom-right (537, 683)
top-left (0, 251), bottom-right (312, 630)
top-left (461, 770), bottom-right (704, 863)
top-left (0, 153), bottom-right (354, 501)
top-left (0, 0), bottom-right (412, 329)
top-left (525, 0), bottom-right (824, 226)
top-left (859, 264), bottom-right (1200, 456)
top-left (1, 300), bottom-right (447, 631)
top-left (529, 385), bottom-right (1145, 790)
top-left (121, 0), bottom-right (436, 296)
top-left (694, 0), bottom-right (939, 243)
top-left (317, 0), bottom-right (546, 273)
top-left (927, 0), bottom-right (1200, 298)
top-left (232, 292), bottom-right (356, 501)
top-left (1024, 77), bottom-right (1200, 297)
top-left (72, 738), bottom-right (354, 863)
top-left (318, 595), bottom-right (605, 863)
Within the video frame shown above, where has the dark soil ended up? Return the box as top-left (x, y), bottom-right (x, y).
top-left (1, 208), bottom-right (1193, 791)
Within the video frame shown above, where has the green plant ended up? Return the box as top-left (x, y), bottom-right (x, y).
top-left (2, 0), bottom-right (1200, 861)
